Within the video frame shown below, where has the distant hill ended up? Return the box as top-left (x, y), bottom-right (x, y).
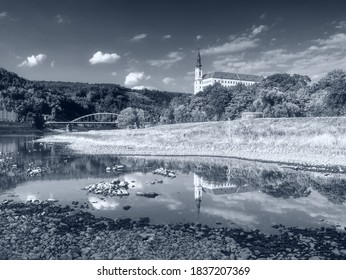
top-left (0, 67), bottom-right (189, 128)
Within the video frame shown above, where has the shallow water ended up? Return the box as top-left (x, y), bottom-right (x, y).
top-left (1, 134), bottom-right (346, 234)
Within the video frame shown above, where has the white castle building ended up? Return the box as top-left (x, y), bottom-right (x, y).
top-left (194, 50), bottom-right (264, 94)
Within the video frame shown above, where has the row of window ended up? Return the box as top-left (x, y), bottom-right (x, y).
top-left (200, 79), bottom-right (254, 86)
top-left (215, 79), bottom-right (254, 86)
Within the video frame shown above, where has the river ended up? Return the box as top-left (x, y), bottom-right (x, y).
top-left (1, 134), bottom-right (345, 234)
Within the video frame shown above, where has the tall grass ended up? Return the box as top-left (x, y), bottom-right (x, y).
top-left (42, 117), bottom-right (346, 166)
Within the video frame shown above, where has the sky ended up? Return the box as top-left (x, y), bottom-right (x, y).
top-left (1, 0), bottom-right (346, 93)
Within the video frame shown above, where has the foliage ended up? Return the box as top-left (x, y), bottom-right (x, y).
top-left (2, 67), bottom-right (346, 129)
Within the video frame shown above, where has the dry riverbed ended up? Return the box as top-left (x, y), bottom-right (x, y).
top-left (0, 200), bottom-right (345, 260)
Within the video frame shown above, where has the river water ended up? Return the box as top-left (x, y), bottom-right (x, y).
top-left (1, 134), bottom-right (345, 234)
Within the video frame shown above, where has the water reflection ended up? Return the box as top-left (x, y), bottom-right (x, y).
top-left (1, 135), bottom-right (346, 232)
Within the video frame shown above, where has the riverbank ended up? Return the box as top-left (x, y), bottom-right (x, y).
top-left (0, 122), bottom-right (40, 134)
top-left (39, 117), bottom-right (346, 167)
top-left (0, 200), bottom-right (345, 260)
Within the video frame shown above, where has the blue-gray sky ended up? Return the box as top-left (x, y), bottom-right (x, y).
top-left (1, 0), bottom-right (346, 93)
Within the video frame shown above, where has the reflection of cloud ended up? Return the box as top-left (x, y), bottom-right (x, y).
top-left (207, 190), bottom-right (346, 228)
top-left (123, 174), bottom-right (143, 189)
top-left (26, 194), bottom-right (38, 201)
top-left (201, 207), bottom-right (258, 224)
top-left (88, 196), bottom-right (119, 210)
top-left (155, 196), bottom-right (183, 211)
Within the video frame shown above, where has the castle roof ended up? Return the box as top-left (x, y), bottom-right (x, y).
top-left (203, 71), bottom-right (264, 82)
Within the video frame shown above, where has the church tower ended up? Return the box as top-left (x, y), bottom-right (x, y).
top-left (194, 49), bottom-right (203, 94)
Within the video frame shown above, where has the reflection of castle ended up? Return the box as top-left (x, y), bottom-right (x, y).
top-left (194, 174), bottom-right (239, 195)
top-left (193, 172), bottom-right (259, 218)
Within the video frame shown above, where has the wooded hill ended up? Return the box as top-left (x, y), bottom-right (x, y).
top-left (0, 68), bottom-right (186, 128)
top-left (1, 67), bottom-right (346, 129)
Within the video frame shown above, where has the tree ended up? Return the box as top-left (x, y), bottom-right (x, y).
top-left (173, 105), bottom-right (190, 123)
top-left (117, 107), bottom-right (139, 129)
top-left (225, 84), bottom-right (255, 119)
top-left (309, 70), bottom-right (346, 116)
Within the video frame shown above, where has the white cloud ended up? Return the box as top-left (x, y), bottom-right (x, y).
top-left (132, 85), bottom-right (158, 90)
top-left (196, 35), bottom-right (202, 40)
top-left (202, 36), bottom-right (259, 55)
top-left (131, 33), bottom-right (147, 41)
top-left (124, 72), bottom-right (145, 86)
top-left (212, 32), bottom-right (346, 81)
top-left (18, 54), bottom-right (47, 67)
top-left (162, 77), bottom-right (175, 84)
top-left (50, 60), bottom-right (55, 67)
top-left (145, 75), bottom-right (151, 80)
top-left (147, 51), bottom-right (183, 68)
top-left (89, 51), bottom-right (120, 64)
top-left (259, 13), bottom-right (267, 20)
top-left (201, 25), bottom-right (267, 56)
top-left (56, 14), bottom-right (69, 24)
top-left (163, 34), bottom-right (172, 39)
top-left (335, 20), bottom-right (346, 29)
top-left (111, 72), bottom-right (117, 76)
top-left (0, 11), bottom-right (7, 20)
top-left (251, 25), bottom-right (268, 36)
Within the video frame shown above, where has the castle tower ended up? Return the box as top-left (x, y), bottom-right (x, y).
top-left (194, 49), bottom-right (203, 94)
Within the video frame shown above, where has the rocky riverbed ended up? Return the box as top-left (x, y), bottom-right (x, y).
top-left (0, 200), bottom-right (345, 260)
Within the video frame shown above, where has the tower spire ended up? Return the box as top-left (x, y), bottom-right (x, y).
top-left (196, 48), bottom-right (202, 68)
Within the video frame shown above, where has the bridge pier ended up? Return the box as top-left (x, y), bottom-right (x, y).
top-left (66, 123), bottom-right (72, 132)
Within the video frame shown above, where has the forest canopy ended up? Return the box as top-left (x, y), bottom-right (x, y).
top-left (1, 67), bottom-right (346, 129)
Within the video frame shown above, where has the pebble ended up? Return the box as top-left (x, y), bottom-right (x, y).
top-left (0, 201), bottom-right (345, 260)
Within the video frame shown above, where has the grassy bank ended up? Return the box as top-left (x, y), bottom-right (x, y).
top-left (40, 117), bottom-right (346, 166)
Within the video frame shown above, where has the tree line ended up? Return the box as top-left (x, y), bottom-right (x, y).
top-left (1, 67), bottom-right (346, 129)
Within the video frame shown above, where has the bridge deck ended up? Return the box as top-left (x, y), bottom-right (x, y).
top-left (46, 121), bottom-right (118, 124)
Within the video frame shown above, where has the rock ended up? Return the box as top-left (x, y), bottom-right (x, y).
top-left (238, 248), bottom-right (252, 260)
top-left (119, 181), bottom-right (127, 187)
top-left (60, 253), bottom-right (72, 260)
top-left (31, 227), bottom-right (40, 234)
top-left (28, 253), bottom-right (41, 260)
top-left (152, 168), bottom-right (176, 178)
top-left (81, 247), bottom-right (91, 256)
top-left (332, 249), bottom-right (340, 256)
top-left (136, 192), bottom-right (159, 198)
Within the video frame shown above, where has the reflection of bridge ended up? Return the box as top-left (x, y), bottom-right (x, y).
top-left (45, 113), bottom-right (120, 131)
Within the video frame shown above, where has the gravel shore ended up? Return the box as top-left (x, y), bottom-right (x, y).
top-left (1, 200), bottom-right (345, 260)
